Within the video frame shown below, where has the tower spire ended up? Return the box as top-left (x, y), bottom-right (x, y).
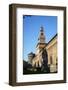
top-left (36, 26), bottom-right (46, 54)
top-left (40, 26), bottom-right (44, 32)
top-left (38, 26), bottom-right (45, 43)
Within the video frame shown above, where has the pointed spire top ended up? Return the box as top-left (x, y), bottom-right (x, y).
top-left (40, 26), bottom-right (44, 32)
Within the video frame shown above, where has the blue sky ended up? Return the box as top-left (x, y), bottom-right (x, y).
top-left (23, 15), bottom-right (57, 61)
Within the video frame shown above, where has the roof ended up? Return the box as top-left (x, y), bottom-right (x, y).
top-left (46, 34), bottom-right (57, 46)
top-left (28, 52), bottom-right (35, 57)
top-left (28, 52), bottom-right (34, 55)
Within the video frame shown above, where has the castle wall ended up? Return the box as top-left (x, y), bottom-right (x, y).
top-left (46, 36), bottom-right (57, 72)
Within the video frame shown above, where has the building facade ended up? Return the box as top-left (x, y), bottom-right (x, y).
top-left (28, 26), bottom-right (57, 73)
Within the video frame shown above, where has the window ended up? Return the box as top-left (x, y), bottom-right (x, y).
top-left (41, 33), bottom-right (43, 35)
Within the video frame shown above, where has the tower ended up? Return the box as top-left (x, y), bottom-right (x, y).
top-left (28, 52), bottom-right (35, 64)
top-left (36, 26), bottom-right (46, 54)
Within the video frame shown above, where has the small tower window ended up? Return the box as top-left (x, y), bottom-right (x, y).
top-left (41, 33), bottom-right (43, 35)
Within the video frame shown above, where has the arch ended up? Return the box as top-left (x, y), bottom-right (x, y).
top-left (42, 49), bottom-right (48, 65)
top-left (50, 56), bottom-right (53, 64)
top-left (34, 62), bottom-right (36, 67)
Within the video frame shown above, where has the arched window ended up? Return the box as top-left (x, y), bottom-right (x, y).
top-left (41, 33), bottom-right (43, 35)
top-left (50, 56), bottom-right (53, 64)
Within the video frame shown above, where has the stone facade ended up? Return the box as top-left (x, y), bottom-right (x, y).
top-left (46, 35), bottom-right (57, 72)
top-left (28, 26), bottom-right (57, 73)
